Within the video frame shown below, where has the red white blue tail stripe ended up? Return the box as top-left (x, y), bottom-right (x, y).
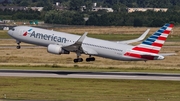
top-left (124, 23), bottom-right (174, 60)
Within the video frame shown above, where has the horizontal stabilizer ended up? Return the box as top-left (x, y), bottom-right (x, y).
top-left (141, 54), bottom-right (164, 60)
top-left (160, 53), bottom-right (177, 56)
top-left (124, 52), bottom-right (164, 60)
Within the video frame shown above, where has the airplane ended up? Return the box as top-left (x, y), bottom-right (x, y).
top-left (7, 23), bottom-right (174, 63)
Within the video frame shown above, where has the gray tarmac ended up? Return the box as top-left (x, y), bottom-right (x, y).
top-left (0, 69), bottom-right (180, 81)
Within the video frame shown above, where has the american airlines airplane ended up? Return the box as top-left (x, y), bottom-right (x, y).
top-left (8, 24), bottom-right (174, 63)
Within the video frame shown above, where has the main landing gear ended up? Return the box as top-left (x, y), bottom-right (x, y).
top-left (74, 58), bottom-right (83, 63)
top-left (16, 40), bottom-right (21, 49)
top-left (73, 53), bottom-right (95, 63)
top-left (86, 55), bottom-right (95, 62)
top-left (74, 52), bottom-right (83, 63)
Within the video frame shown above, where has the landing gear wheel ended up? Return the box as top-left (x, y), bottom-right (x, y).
top-left (74, 58), bottom-right (83, 63)
top-left (74, 51), bottom-right (83, 63)
top-left (16, 45), bottom-right (21, 49)
top-left (74, 59), bottom-right (78, 63)
top-left (86, 57), bottom-right (95, 62)
top-left (86, 58), bottom-right (91, 62)
top-left (16, 40), bottom-right (21, 49)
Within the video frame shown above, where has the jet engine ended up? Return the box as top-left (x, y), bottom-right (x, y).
top-left (47, 44), bottom-right (70, 55)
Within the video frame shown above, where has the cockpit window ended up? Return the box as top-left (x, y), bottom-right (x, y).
top-left (11, 28), bottom-right (15, 31)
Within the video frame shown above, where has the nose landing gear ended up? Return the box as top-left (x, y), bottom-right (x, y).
top-left (16, 45), bottom-right (21, 49)
top-left (16, 41), bottom-right (21, 49)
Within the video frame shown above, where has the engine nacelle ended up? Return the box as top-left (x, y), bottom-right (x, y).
top-left (47, 44), bottom-right (70, 55)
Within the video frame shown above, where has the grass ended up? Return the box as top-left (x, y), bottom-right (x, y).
top-left (0, 77), bottom-right (180, 101)
top-left (0, 30), bottom-right (11, 39)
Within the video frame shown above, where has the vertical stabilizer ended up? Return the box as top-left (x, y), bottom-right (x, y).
top-left (124, 23), bottom-right (174, 60)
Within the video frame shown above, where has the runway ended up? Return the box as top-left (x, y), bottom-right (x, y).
top-left (0, 69), bottom-right (180, 81)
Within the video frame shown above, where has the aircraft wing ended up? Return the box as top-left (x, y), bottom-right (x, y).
top-left (62, 32), bottom-right (98, 55)
top-left (62, 32), bottom-right (88, 52)
top-left (116, 29), bottom-right (150, 44)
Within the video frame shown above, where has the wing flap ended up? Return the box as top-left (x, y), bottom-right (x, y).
top-left (82, 47), bottom-right (98, 55)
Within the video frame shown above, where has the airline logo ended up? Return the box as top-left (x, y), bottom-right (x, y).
top-left (23, 28), bottom-right (67, 43)
top-left (23, 28), bottom-right (32, 36)
top-left (124, 23), bottom-right (174, 60)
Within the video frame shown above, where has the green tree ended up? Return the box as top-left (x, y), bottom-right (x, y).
top-left (72, 13), bottom-right (85, 25)
top-left (149, 18), bottom-right (165, 27)
top-left (133, 18), bottom-right (143, 27)
top-left (69, 0), bottom-right (84, 11)
top-left (86, 14), bottom-right (99, 25)
top-left (19, 1), bottom-right (29, 6)
top-left (36, 1), bottom-right (45, 7)
top-left (112, 4), bottom-right (120, 12)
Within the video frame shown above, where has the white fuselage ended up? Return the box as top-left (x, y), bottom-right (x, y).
top-left (8, 26), bottom-right (145, 61)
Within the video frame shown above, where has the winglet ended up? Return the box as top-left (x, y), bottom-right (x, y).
top-left (137, 29), bottom-right (150, 41)
top-left (76, 32), bottom-right (88, 45)
top-left (117, 29), bottom-right (150, 44)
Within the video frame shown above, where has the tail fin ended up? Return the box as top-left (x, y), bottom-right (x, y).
top-left (124, 24), bottom-right (174, 60)
top-left (131, 23), bottom-right (174, 54)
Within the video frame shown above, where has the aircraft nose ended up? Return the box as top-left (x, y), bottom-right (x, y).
top-left (7, 27), bottom-right (15, 36)
top-left (8, 30), bottom-right (12, 35)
